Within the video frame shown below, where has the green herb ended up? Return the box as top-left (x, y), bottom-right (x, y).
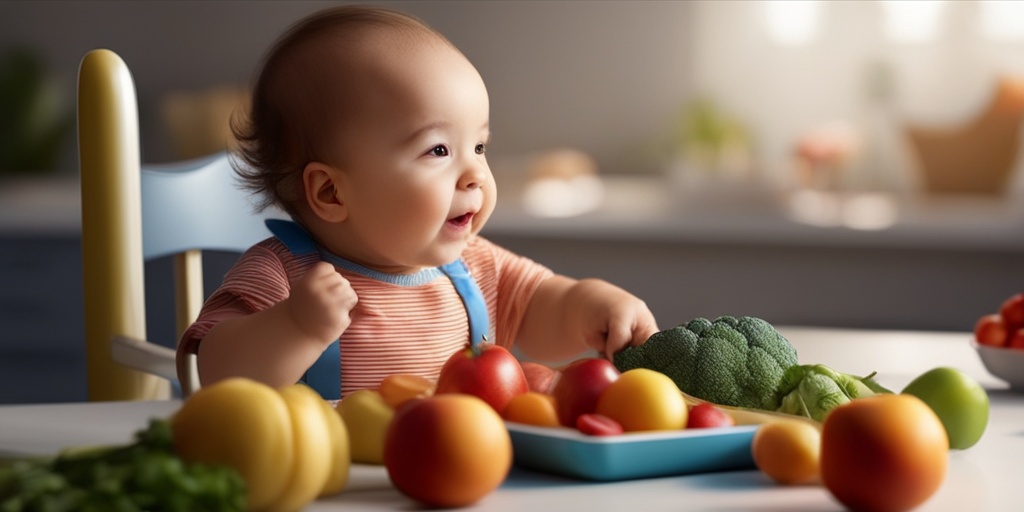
top-left (0, 419), bottom-right (245, 512)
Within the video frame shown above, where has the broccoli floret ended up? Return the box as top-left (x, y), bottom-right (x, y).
top-left (613, 316), bottom-right (798, 411)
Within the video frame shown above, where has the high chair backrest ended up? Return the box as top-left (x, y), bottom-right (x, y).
top-left (78, 49), bottom-right (285, 401)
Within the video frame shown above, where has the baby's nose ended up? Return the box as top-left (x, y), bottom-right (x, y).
top-left (459, 163), bottom-right (488, 189)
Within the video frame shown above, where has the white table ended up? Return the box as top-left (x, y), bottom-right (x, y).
top-left (1, 328), bottom-right (1021, 511)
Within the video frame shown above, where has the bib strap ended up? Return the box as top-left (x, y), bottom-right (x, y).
top-left (266, 218), bottom-right (319, 256)
top-left (439, 259), bottom-right (490, 347)
top-left (266, 219), bottom-right (340, 400)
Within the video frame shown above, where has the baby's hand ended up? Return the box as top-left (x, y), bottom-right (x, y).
top-left (286, 261), bottom-right (358, 344)
top-left (569, 279), bottom-right (659, 360)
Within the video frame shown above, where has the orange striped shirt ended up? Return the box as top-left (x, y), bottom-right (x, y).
top-left (180, 235), bottom-right (553, 397)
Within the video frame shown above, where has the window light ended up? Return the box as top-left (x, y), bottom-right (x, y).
top-left (980, 0), bottom-right (1024, 42)
top-left (881, 0), bottom-right (947, 43)
top-left (765, 0), bottom-right (822, 46)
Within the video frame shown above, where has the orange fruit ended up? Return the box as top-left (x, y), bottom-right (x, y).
top-left (379, 374), bottom-right (435, 408)
top-left (821, 394), bottom-right (948, 512)
top-left (752, 420), bottom-right (821, 485)
top-left (595, 368), bottom-right (686, 431)
top-left (502, 392), bottom-right (559, 427)
top-left (384, 394), bottom-right (511, 508)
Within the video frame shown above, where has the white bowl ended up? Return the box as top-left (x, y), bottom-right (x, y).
top-left (973, 342), bottom-right (1024, 390)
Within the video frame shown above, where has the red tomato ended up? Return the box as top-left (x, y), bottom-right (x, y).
top-left (434, 343), bottom-right (528, 414)
top-left (686, 403), bottom-right (735, 429)
top-left (974, 313), bottom-right (1008, 347)
top-left (576, 413), bottom-right (624, 436)
top-left (1000, 293), bottom-right (1024, 330)
top-left (1008, 328), bottom-right (1024, 350)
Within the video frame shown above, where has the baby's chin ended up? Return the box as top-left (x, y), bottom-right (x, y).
top-left (427, 238), bottom-right (476, 268)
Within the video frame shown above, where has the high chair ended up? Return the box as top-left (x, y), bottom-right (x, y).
top-left (78, 49), bottom-right (285, 401)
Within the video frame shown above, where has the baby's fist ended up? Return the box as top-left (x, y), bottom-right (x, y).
top-left (287, 262), bottom-right (358, 343)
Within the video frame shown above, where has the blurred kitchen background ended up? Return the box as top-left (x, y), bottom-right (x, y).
top-left (1, 1), bottom-right (1022, 402)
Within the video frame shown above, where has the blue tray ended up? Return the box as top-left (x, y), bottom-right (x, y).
top-left (506, 422), bottom-right (757, 481)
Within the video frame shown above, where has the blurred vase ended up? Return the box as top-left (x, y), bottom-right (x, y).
top-left (905, 77), bottom-right (1024, 195)
top-left (160, 86), bottom-right (250, 160)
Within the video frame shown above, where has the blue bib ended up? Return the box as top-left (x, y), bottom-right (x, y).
top-left (265, 219), bottom-right (490, 400)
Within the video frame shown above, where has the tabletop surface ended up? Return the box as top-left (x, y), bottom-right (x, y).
top-left (1, 327), bottom-right (1020, 511)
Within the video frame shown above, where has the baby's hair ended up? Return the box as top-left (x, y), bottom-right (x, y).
top-left (231, 5), bottom-right (450, 215)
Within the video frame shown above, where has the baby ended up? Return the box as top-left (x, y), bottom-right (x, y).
top-left (179, 5), bottom-right (658, 399)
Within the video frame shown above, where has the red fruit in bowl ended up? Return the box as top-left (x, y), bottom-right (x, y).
top-left (435, 343), bottom-right (528, 414)
top-left (551, 358), bottom-right (620, 427)
top-left (1008, 328), bottom-right (1024, 350)
top-left (974, 314), bottom-right (1008, 348)
top-left (1000, 293), bottom-right (1024, 331)
top-left (520, 362), bottom-right (560, 394)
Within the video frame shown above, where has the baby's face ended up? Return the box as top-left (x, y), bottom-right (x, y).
top-left (321, 35), bottom-right (495, 274)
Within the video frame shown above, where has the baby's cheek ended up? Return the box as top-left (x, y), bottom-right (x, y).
top-left (474, 194), bottom-right (497, 232)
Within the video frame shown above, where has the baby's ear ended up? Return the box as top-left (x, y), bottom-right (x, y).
top-left (303, 162), bottom-right (348, 223)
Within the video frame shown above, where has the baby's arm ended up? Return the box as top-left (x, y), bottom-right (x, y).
top-left (196, 262), bottom-right (357, 388)
top-left (516, 275), bottom-right (659, 363)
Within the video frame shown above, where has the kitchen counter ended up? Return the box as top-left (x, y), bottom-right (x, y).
top-left (0, 327), bottom-right (1019, 511)
top-left (486, 176), bottom-right (1024, 252)
top-left (5, 173), bottom-right (1023, 251)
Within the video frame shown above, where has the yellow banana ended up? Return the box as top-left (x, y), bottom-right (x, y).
top-left (682, 391), bottom-right (821, 429)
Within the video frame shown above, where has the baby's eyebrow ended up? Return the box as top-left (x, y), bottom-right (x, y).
top-left (403, 121), bottom-right (491, 144)
top-left (404, 121), bottom-right (451, 144)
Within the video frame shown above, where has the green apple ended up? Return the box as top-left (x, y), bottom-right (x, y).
top-left (336, 389), bottom-right (394, 464)
top-left (901, 367), bottom-right (989, 449)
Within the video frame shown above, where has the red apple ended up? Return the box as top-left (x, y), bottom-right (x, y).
top-left (686, 403), bottom-right (735, 429)
top-left (435, 343), bottom-right (528, 413)
top-left (520, 362), bottom-right (560, 394)
top-left (551, 357), bottom-right (620, 427)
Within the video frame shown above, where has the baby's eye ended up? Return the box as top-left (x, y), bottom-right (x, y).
top-left (428, 145), bottom-right (450, 157)
top-left (475, 143), bottom-right (486, 155)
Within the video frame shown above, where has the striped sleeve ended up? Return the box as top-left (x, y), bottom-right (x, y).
top-left (177, 239), bottom-right (318, 358)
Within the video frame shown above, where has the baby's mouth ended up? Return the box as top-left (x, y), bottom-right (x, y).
top-left (448, 212), bottom-right (474, 227)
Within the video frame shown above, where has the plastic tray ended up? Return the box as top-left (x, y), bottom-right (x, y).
top-left (506, 422), bottom-right (757, 481)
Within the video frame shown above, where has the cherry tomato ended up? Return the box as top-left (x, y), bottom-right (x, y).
top-left (1008, 328), bottom-right (1024, 350)
top-left (974, 314), bottom-right (1008, 347)
top-left (1000, 293), bottom-right (1024, 330)
top-left (576, 413), bottom-right (624, 436)
top-left (686, 403), bottom-right (735, 429)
